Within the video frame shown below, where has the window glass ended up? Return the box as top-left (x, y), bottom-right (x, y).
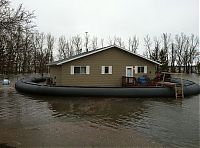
top-left (105, 66), bottom-right (109, 74)
top-left (74, 66), bottom-right (87, 74)
top-left (141, 67), bottom-right (144, 73)
top-left (138, 66), bottom-right (144, 73)
top-left (74, 67), bottom-right (80, 74)
top-left (81, 67), bottom-right (86, 74)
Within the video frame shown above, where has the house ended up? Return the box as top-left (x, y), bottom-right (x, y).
top-left (47, 45), bottom-right (161, 87)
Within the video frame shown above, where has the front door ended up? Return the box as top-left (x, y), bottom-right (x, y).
top-left (126, 66), bottom-right (133, 77)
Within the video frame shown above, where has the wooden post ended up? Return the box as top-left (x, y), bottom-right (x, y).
top-left (162, 73), bottom-right (165, 82)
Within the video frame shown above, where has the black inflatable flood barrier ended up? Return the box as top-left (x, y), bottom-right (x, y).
top-left (15, 77), bottom-right (200, 98)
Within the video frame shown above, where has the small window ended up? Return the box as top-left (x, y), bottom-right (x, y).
top-left (101, 66), bottom-right (112, 74)
top-left (138, 66), bottom-right (144, 73)
top-left (71, 66), bottom-right (90, 74)
top-left (136, 66), bottom-right (147, 74)
top-left (105, 66), bottom-right (109, 74)
top-left (74, 66), bottom-right (86, 74)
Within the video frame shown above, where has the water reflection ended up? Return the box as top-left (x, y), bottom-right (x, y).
top-left (40, 97), bottom-right (149, 128)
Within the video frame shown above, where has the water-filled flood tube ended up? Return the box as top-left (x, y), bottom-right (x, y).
top-left (15, 77), bottom-right (200, 98)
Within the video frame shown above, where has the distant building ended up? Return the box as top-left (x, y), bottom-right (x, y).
top-left (47, 45), bottom-right (160, 87)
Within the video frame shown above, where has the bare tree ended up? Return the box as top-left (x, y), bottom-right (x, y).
top-left (152, 37), bottom-right (161, 62)
top-left (169, 42), bottom-right (176, 72)
top-left (21, 27), bottom-right (33, 74)
top-left (188, 34), bottom-right (199, 73)
top-left (46, 33), bottom-right (55, 62)
top-left (128, 36), bottom-right (139, 53)
top-left (100, 38), bottom-right (104, 48)
top-left (57, 36), bottom-right (67, 60)
top-left (0, 0), bottom-right (35, 74)
top-left (72, 35), bottom-right (82, 54)
top-left (143, 35), bottom-right (153, 59)
top-left (107, 36), bottom-right (125, 47)
top-left (159, 33), bottom-right (170, 71)
top-left (91, 36), bottom-right (98, 50)
top-left (0, 2), bottom-right (34, 31)
top-left (66, 39), bottom-right (74, 57)
top-left (36, 32), bottom-right (48, 74)
top-left (108, 36), bottom-right (113, 46)
top-left (174, 33), bottom-right (187, 72)
top-left (115, 36), bottom-right (125, 48)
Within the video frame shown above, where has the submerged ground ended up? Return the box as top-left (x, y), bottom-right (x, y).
top-left (0, 74), bottom-right (199, 147)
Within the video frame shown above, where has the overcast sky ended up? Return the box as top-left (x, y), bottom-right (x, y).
top-left (12, 0), bottom-right (198, 53)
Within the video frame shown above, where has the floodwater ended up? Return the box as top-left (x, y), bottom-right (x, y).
top-left (0, 74), bottom-right (199, 147)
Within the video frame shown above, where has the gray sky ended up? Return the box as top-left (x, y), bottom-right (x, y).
top-left (12, 0), bottom-right (199, 53)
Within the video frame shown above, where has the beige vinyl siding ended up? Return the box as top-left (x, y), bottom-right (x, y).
top-left (49, 65), bottom-right (62, 85)
top-left (54, 47), bottom-right (157, 87)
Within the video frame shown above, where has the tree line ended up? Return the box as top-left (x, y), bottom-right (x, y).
top-left (143, 33), bottom-right (199, 73)
top-left (0, 0), bottom-right (54, 74)
top-left (0, 0), bottom-right (199, 75)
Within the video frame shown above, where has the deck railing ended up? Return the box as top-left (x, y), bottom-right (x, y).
top-left (122, 76), bottom-right (160, 87)
top-left (122, 76), bottom-right (137, 87)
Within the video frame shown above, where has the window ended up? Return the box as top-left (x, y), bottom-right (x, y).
top-left (138, 66), bottom-right (144, 73)
top-left (70, 66), bottom-right (90, 74)
top-left (101, 66), bottom-right (112, 74)
top-left (74, 67), bottom-right (86, 74)
top-left (135, 66), bottom-right (147, 74)
top-left (105, 66), bottom-right (109, 74)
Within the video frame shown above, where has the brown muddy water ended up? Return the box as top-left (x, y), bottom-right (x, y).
top-left (0, 74), bottom-right (199, 147)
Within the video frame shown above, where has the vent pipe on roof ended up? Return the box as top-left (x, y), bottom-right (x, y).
top-left (85, 32), bottom-right (89, 52)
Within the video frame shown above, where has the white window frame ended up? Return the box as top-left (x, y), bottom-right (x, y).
top-left (70, 66), bottom-right (90, 75)
top-left (101, 66), bottom-right (112, 74)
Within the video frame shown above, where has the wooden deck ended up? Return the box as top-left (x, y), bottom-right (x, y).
top-left (122, 73), bottom-right (184, 99)
top-left (122, 76), bottom-right (137, 87)
top-left (122, 76), bottom-right (159, 87)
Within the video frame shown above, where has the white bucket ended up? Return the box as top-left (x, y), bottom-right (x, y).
top-left (2, 79), bottom-right (10, 85)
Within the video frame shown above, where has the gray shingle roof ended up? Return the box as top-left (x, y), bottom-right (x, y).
top-left (47, 45), bottom-right (161, 66)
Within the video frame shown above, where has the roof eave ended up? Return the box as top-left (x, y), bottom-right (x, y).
top-left (57, 45), bottom-right (115, 65)
top-left (46, 63), bottom-right (60, 66)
